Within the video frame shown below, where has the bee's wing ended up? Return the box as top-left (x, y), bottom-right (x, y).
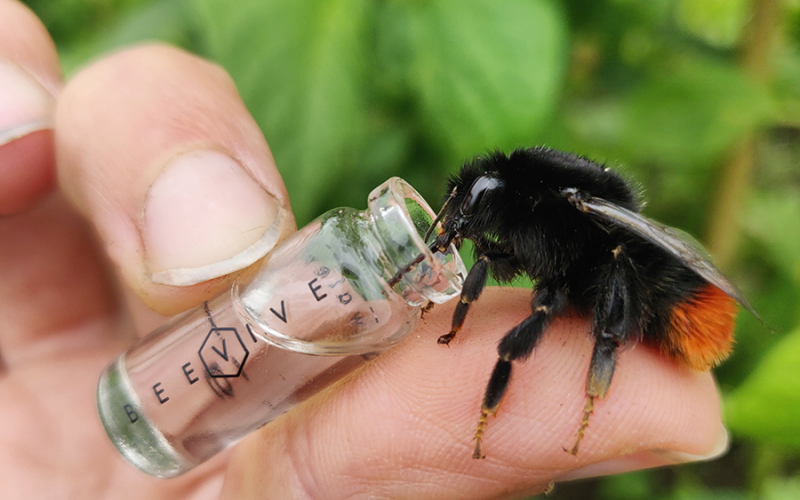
top-left (579, 196), bottom-right (759, 318)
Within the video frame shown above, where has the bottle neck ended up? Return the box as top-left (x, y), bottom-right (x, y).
top-left (365, 178), bottom-right (465, 307)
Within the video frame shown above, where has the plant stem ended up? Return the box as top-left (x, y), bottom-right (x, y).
top-left (705, 0), bottom-right (781, 268)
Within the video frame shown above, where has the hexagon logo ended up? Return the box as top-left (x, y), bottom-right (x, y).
top-left (199, 327), bottom-right (249, 378)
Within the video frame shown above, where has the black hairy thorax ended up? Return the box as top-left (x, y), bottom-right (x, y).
top-left (454, 148), bottom-right (640, 307)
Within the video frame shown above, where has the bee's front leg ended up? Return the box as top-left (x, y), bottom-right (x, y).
top-left (438, 254), bottom-right (490, 345)
top-left (439, 249), bottom-right (511, 344)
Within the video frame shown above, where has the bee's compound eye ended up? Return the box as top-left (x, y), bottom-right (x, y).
top-left (461, 175), bottom-right (501, 216)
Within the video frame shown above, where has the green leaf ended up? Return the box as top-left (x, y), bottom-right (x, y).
top-left (380, 0), bottom-right (568, 159)
top-left (616, 56), bottom-right (773, 168)
top-left (194, 0), bottom-right (370, 223)
top-left (597, 470), bottom-right (657, 500)
top-left (563, 55), bottom-right (773, 170)
top-left (57, 0), bottom-right (197, 76)
top-left (725, 325), bottom-right (800, 448)
top-left (24, 0), bottom-right (154, 46)
top-left (668, 487), bottom-right (749, 500)
top-left (675, 0), bottom-right (749, 48)
top-left (743, 189), bottom-right (800, 283)
top-left (668, 486), bottom-right (749, 500)
top-left (763, 477), bottom-right (800, 500)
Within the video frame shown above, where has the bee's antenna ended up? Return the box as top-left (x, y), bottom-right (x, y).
top-left (425, 187), bottom-right (457, 243)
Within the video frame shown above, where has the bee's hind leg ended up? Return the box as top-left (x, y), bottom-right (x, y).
top-left (473, 284), bottom-right (567, 458)
top-left (570, 244), bottom-right (637, 455)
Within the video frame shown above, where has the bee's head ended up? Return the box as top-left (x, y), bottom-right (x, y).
top-left (427, 174), bottom-right (503, 253)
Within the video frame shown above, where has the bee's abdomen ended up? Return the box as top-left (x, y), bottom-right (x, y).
top-left (659, 284), bottom-right (738, 370)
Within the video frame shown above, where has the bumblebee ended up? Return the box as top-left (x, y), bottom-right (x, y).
top-left (423, 147), bottom-right (756, 458)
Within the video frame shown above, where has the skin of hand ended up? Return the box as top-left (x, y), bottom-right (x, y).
top-left (0, 1), bottom-right (728, 498)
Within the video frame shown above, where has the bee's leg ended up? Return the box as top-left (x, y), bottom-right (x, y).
top-left (420, 301), bottom-right (435, 318)
top-left (438, 254), bottom-right (492, 345)
top-left (473, 285), bottom-right (567, 458)
top-left (570, 245), bottom-right (635, 455)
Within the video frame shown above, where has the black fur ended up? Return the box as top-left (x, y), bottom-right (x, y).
top-left (428, 146), bottom-right (735, 458)
top-left (438, 147), bottom-right (701, 319)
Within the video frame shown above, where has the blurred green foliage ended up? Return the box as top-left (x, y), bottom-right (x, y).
top-left (22, 0), bottom-right (800, 498)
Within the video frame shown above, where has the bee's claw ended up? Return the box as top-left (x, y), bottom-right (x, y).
top-left (438, 332), bottom-right (456, 345)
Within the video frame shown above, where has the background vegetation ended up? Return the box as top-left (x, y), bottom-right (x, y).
top-left (22, 0), bottom-right (800, 498)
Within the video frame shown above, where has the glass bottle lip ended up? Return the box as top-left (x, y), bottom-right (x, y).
top-left (368, 177), bottom-right (465, 305)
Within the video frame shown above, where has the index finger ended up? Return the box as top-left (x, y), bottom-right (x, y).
top-left (223, 287), bottom-right (725, 499)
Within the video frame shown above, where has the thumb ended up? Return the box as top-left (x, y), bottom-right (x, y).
top-left (56, 45), bottom-right (295, 317)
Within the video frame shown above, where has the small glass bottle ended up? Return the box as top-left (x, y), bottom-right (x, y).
top-left (97, 177), bottom-right (465, 478)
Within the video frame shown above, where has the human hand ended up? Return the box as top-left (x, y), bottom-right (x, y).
top-left (0, 1), bottom-right (727, 498)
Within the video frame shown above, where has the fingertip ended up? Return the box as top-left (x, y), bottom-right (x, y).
top-left (0, 0), bottom-right (61, 214)
top-left (0, 1), bottom-right (62, 94)
top-left (556, 425), bottom-right (729, 482)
